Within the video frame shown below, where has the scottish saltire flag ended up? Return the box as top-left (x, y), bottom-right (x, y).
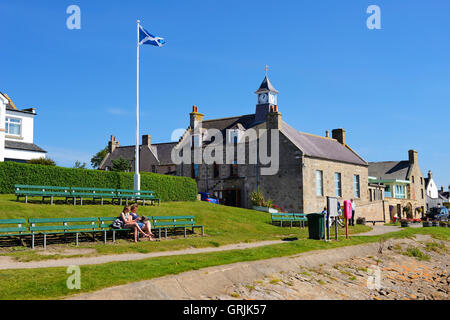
top-left (139, 25), bottom-right (166, 47)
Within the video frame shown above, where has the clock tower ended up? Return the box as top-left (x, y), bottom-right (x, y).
top-left (254, 75), bottom-right (279, 124)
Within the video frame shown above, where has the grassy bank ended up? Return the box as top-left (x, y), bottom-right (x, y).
top-left (0, 194), bottom-right (370, 261)
top-left (0, 227), bottom-right (448, 300)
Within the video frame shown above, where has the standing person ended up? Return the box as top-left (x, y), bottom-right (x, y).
top-left (130, 204), bottom-right (155, 241)
top-left (350, 199), bottom-right (356, 226)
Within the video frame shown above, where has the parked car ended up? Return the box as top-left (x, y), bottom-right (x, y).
top-left (426, 206), bottom-right (449, 221)
top-left (199, 192), bottom-right (220, 204)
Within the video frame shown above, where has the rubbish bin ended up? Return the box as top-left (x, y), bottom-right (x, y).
top-left (307, 213), bottom-right (325, 240)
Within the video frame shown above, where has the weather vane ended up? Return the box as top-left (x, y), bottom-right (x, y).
top-left (264, 64), bottom-right (269, 77)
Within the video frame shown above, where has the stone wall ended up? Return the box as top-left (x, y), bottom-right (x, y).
top-left (302, 156), bottom-right (369, 214)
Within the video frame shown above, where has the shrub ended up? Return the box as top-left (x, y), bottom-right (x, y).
top-left (0, 162), bottom-right (197, 202)
top-left (27, 157), bottom-right (56, 166)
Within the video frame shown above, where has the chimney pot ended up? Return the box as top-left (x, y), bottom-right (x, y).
top-left (142, 134), bottom-right (151, 147)
top-left (326, 130), bottom-right (330, 138)
top-left (332, 129), bottom-right (346, 145)
top-left (408, 150), bottom-right (418, 164)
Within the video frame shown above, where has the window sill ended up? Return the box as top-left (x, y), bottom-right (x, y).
top-left (5, 135), bottom-right (23, 140)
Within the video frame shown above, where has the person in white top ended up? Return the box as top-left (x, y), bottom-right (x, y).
top-left (350, 199), bottom-right (356, 226)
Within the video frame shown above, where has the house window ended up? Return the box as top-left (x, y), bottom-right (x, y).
top-left (421, 189), bottom-right (424, 199)
top-left (151, 165), bottom-right (156, 173)
top-left (213, 162), bottom-right (220, 178)
top-left (385, 185), bottom-right (392, 198)
top-left (354, 175), bottom-right (360, 198)
top-left (412, 176), bottom-right (415, 183)
top-left (227, 130), bottom-right (242, 144)
top-left (316, 170), bottom-right (323, 196)
top-left (5, 117), bottom-right (21, 136)
top-left (394, 184), bottom-right (406, 199)
top-left (420, 177), bottom-right (423, 185)
top-left (334, 173), bottom-right (342, 197)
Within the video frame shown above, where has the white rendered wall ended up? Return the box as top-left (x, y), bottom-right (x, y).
top-left (4, 110), bottom-right (35, 144)
top-left (426, 178), bottom-right (439, 198)
top-left (4, 148), bottom-right (46, 161)
top-left (0, 95), bottom-right (6, 162)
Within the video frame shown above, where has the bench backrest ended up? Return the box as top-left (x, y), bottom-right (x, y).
top-left (29, 217), bottom-right (98, 232)
top-left (0, 219), bottom-right (28, 234)
top-left (151, 216), bottom-right (196, 227)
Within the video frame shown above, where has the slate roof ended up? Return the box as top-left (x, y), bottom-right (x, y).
top-left (100, 142), bottom-right (177, 169)
top-left (368, 161), bottom-right (410, 181)
top-left (255, 76), bottom-right (279, 94)
top-left (5, 140), bottom-right (47, 153)
top-left (281, 122), bottom-right (367, 166)
top-left (202, 114), bottom-right (256, 131)
top-left (193, 113), bottom-right (368, 166)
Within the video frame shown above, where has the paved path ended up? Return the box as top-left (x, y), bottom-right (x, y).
top-left (356, 225), bottom-right (401, 236)
top-left (0, 224), bottom-right (407, 270)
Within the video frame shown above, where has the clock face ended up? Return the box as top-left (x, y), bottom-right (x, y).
top-left (259, 93), bottom-right (268, 104)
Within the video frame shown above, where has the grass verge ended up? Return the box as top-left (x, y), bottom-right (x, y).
top-left (0, 226), bottom-right (448, 300)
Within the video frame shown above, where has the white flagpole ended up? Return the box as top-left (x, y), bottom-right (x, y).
top-left (134, 20), bottom-right (141, 191)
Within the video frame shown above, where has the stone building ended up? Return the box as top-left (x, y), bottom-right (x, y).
top-left (368, 150), bottom-right (427, 220)
top-left (99, 135), bottom-right (177, 175)
top-left (175, 76), bottom-right (372, 214)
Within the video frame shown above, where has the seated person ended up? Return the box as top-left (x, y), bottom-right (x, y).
top-left (121, 205), bottom-right (150, 242)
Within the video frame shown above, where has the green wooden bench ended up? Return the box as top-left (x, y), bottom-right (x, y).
top-left (29, 218), bottom-right (99, 249)
top-left (271, 213), bottom-right (307, 228)
top-left (68, 187), bottom-right (117, 205)
top-left (15, 185), bottom-right (72, 204)
top-left (151, 216), bottom-right (204, 240)
top-left (0, 219), bottom-right (30, 245)
top-left (116, 189), bottom-right (160, 206)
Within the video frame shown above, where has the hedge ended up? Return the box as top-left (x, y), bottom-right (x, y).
top-left (0, 162), bottom-right (198, 202)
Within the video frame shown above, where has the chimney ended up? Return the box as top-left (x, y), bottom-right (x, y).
top-left (266, 105), bottom-right (282, 130)
top-left (332, 129), bottom-right (346, 145)
top-left (427, 170), bottom-right (432, 179)
top-left (108, 135), bottom-right (119, 153)
top-left (408, 149), bottom-right (418, 165)
top-left (325, 130), bottom-right (330, 138)
top-left (190, 105), bottom-right (204, 129)
top-left (142, 134), bottom-right (151, 147)
top-left (441, 186), bottom-right (444, 192)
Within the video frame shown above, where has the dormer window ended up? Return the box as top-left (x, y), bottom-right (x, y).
top-left (227, 129), bottom-right (242, 144)
top-left (5, 117), bottom-right (21, 136)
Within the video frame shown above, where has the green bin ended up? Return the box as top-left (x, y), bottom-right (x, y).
top-left (307, 213), bottom-right (325, 240)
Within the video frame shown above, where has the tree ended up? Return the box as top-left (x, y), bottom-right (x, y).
top-left (111, 157), bottom-right (131, 172)
top-left (91, 147), bottom-right (108, 169)
top-left (27, 157), bottom-right (56, 166)
top-left (73, 160), bottom-right (87, 169)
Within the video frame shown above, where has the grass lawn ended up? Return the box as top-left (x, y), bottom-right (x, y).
top-left (0, 226), bottom-right (448, 300)
top-left (0, 194), bottom-right (371, 261)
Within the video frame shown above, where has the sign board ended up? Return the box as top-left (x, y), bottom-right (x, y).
top-left (327, 197), bottom-right (339, 217)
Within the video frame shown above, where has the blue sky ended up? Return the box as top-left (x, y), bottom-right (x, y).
top-left (1, 1), bottom-right (449, 187)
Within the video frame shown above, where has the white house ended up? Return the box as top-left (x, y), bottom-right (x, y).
top-left (0, 92), bottom-right (47, 162)
top-left (424, 170), bottom-right (443, 211)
